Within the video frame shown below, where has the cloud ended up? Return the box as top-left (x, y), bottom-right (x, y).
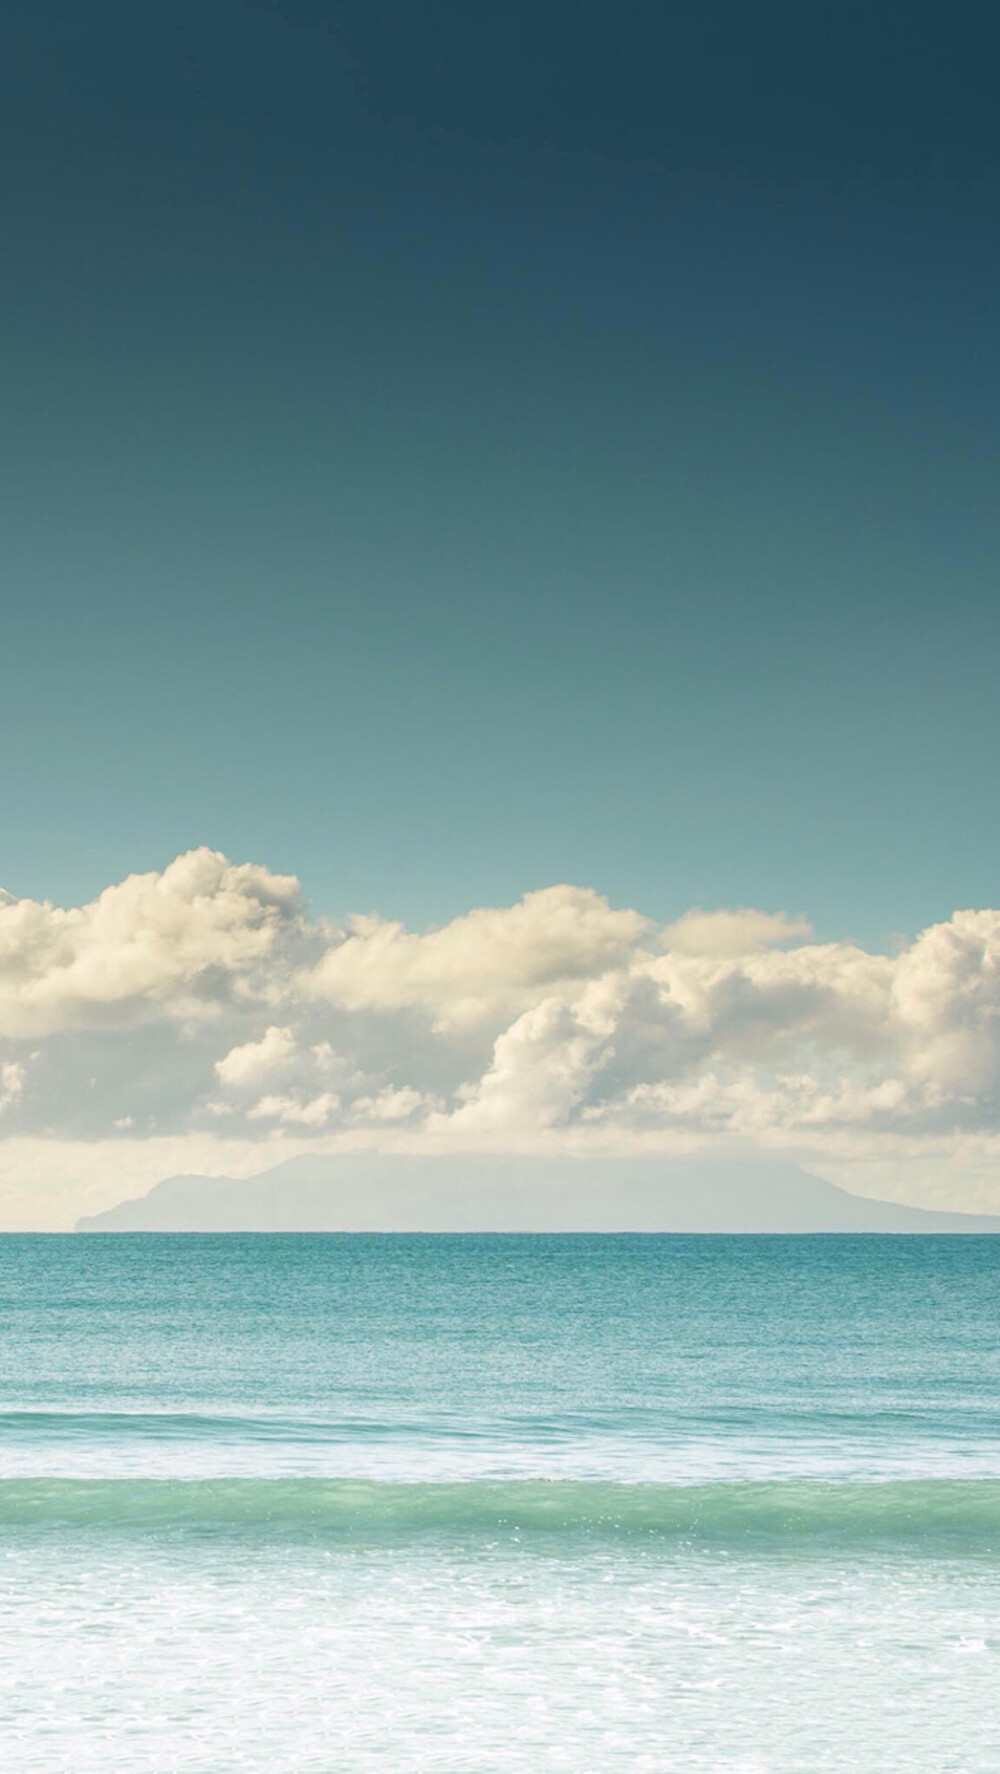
top-left (892, 910), bottom-right (1000, 1095)
top-left (434, 978), bottom-right (623, 1138)
top-left (304, 885), bottom-right (649, 1028)
top-left (0, 1062), bottom-right (26, 1118)
top-left (351, 1086), bottom-right (436, 1123)
top-left (7, 850), bottom-right (1000, 1223)
top-left (658, 907), bottom-right (812, 957)
top-left (247, 1091), bottom-right (341, 1127)
top-left (215, 1025), bottom-right (298, 1090)
top-left (0, 849), bottom-right (302, 1037)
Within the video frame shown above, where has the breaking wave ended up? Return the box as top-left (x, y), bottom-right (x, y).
top-left (2, 1476), bottom-right (999, 1551)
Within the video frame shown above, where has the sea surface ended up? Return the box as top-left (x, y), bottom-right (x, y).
top-left (2, 1234), bottom-right (1000, 1770)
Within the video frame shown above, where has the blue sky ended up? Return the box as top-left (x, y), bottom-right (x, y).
top-left (3, 0), bottom-right (999, 947)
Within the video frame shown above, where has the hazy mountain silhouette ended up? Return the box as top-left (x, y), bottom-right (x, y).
top-left (75, 1153), bottom-right (1000, 1233)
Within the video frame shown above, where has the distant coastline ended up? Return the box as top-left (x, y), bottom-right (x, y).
top-left (75, 1154), bottom-right (1000, 1234)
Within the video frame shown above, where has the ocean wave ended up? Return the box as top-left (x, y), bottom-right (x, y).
top-left (2, 1476), bottom-right (1000, 1550)
top-left (0, 1410), bottom-right (436, 1443)
top-left (5, 1404), bottom-right (999, 1442)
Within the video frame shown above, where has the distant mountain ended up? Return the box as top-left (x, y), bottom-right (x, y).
top-left (75, 1153), bottom-right (1000, 1233)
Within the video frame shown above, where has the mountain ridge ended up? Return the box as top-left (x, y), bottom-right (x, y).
top-left (75, 1153), bottom-right (1000, 1233)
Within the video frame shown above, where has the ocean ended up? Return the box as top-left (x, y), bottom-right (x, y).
top-left (2, 1233), bottom-right (999, 1770)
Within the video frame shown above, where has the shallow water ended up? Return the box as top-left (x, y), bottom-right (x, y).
top-left (2, 1234), bottom-right (1000, 1769)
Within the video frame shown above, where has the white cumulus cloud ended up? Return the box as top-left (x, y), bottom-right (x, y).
top-left (215, 1025), bottom-right (298, 1090)
top-left (0, 1062), bottom-right (26, 1118)
top-left (304, 885), bottom-right (649, 1029)
top-left (0, 849), bottom-right (302, 1037)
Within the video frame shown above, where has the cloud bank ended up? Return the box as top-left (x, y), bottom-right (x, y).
top-left (3, 848), bottom-right (1000, 1223)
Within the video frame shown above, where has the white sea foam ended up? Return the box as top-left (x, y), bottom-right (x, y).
top-left (2, 1531), bottom-right (997, 1771)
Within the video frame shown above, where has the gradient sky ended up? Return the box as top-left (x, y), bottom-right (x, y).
top-left (4, 0), bottom-right (999, 946)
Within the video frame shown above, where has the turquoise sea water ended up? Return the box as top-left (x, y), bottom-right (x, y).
top-left (2, 1234), bottom-right (1000, 1769)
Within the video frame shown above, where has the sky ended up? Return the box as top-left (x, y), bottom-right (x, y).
top-left (2, 2), bottom-right (1000, 1224)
